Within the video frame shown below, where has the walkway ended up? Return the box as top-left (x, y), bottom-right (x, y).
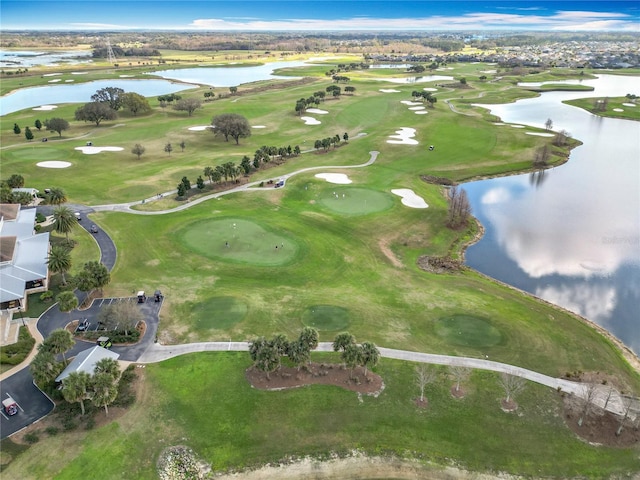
top-left (137, 341), bottom-right (635, 419)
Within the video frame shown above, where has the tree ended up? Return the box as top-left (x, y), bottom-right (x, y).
top-left (97, 303), bottom-right (120, 331)
top-left (75, 102), bottom-right (118, 126)
top-left (342, 343), bottom-right (363, 379)
top-left (179, 140), bottom-right (186, 152)
top-left (121, 92), bottom-right (151, 116)
top-left (545, 118), bottom-right (553, 130)
top-left (76, 261), bottom-right (110, 300)
top-left (249, 337), bottom-right (280, 380)
top-left (34, 119), bottom-right (42, 131)
top-left (181, 176), bottom-right (191, 191)
top-left (533, 144), bottom-right (551, 167)
top-left (286, 340), bottom-right (309, 371)
top-left (53, 205), bottom-right (77, 244)
top-left (6, 174), bottom-right (24, 188)
top-left (43, 328), bottom-right (75, 365)
top-left (229, 86), bottom-right (238, 95)
top-left (47, 245), bottom-right (72, 285)
top-left (30, 350), bottom-right (63, 386)
top-left (48, 187), bottom-right (67, 205)
top-left (92, 372), bottom-right (118, 416)
top-left (299, 327), bottom-right (319, 352)
top-left (203, 166), bottom-right (214, 184)
top-left (176, 183), bottom-right (186, 198)
top-left (44, 117), bottom-right (69, 137)
top-left (132, 143), bottom-right (146, 160)
top-left (415, 364), bottom-right (438, 403)
top-left (196, 176), bottom-right (205, 190)
top-left (13, 123), bottom-right (21, 135)
top-left (553, 129), bottom-right (571, 147)
top-left (360, 342), bottom-right (380, 378)
top-left (173, 98), bottom-right (202, 116)
top-left (446, 185), bottom-right (471, 229)
top-left (164, 143), bottom-right (173, 156)
top-left (449, 365), bottom-right (471, 394)
top-left (93, 357), bottom-right (120, 380)
top-left (62, 371), bottom-right (91, 415)
top-left (211, 113), bottom-right (252, 145)
top-left (25, 126), bottom-right (34, 141)
top-left (343, 132), bottom-right (349, 143)
top-left (333, 332), bottom-right (356, 367)
top-left (578, 383), bottom-right (598, 427)
top-left (498, 372), bottom-right (526, 408)
top-left (91, 87), bottom-right (125, 110)
top-left (616, 396), bottom-right (634, 436)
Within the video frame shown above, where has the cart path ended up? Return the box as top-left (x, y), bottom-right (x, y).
top-left (137, 341), bottom-right (636, 419)
top-left (91, 148), bottom-right (378, 215)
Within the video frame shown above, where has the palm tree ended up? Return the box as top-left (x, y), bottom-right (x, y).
top-left (48, 187), bottom-right (67, 205)
top-left (360, 342), bottom-right (380, 378)
top-left (30, 350), bottom-right (63, 386)
top-left (55, 291), bottom-right (79, 337)
top-left (93, 358), bottom-right (120, 380)
top-left (47, 245), bottom-right (72, 285)
top-left (53, 205), bottom-right (77, 244)
top-left (44, 328), bottom-right (75, 365)
top-left (92, 372), bottom-right (118, 417)
top-left (62, 371), bottom-right (91, 415)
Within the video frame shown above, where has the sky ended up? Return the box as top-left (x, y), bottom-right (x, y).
top-left (1, 1), bottom-right (638, 32)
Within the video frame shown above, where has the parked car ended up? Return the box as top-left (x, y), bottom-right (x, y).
top-left (90, 224), bottom-right (98, 233)
top-left (2, 396), bottom-right (18, 416)
top-left (76, 319), bottom-right (89, 331)
top-left (74, 212), bottom-right (81, 221)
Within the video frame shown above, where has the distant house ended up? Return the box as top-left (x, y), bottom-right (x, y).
top-left (0, 204), bottom-right (50, 326)
top-left (55, 346), bottom-right (120, 383)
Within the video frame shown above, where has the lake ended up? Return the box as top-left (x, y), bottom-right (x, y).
top-left (465, 74), bottom-right (640, 355)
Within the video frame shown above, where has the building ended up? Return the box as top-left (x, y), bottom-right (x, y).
top-left (0, 204), bottom-right (50, 343)
top-left (55, 345), bottom-right (120, 383)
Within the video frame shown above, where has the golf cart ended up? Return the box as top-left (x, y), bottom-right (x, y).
top-left (97, 336), bottom-right (112, 349)
top-left (137, 291), bottom-right (146, 303)
top-left (3, 396), bottom-right (18, 416)
top-left (154, 290), bottom-right (163, 302)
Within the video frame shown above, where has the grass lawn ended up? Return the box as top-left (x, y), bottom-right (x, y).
top-left (3, 353), bottom-right (639, 479)
top-left (563, 96), bottom-right (640, 121)
top-left (2, 59), bottom-right (639, 479)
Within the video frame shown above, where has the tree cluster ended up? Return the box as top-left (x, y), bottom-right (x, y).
top-left (313, 133), bottom-right (347, 151)
top-left (249, 327), bottom-right (320, 379)
top-left (211, 113), bottom-right (252, 145)
top-left (332, 332), bottom-right (380, 379)
top-left (411, 90), bottom-right (438, 107)
top-left (294, 91), bottom-right (326, 115)
top-left (446, 185), bottom-right (472, 229)
top-left (74, 261), bottom-right (111, 304)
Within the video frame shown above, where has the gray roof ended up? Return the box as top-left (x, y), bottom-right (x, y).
top-left (55, 346), bottom-right (120, 382)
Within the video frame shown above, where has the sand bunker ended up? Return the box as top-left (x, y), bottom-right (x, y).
top-left (37, 161), bottom-right (72, 168)
top-left (301, 116), bottom-right (321, 125)
top-left (65, 79), bottom-right (74, 83)
top-left (525, 132), bottom-right (555, 137)
top-left (493, 122), bottom-right (506, 126)
top-left (622, 103), bottom-right (636, 107)
top-left (315, 173), bottom-right (352, 184)
top-left (423, 87), bottom-right (438, 92)
top-left (42, 73), bottom-right (61, 77)
top-left (48, 79), bottom-right (61, 83)
top-left (510, 125), bottom-right (525, 128)
top-left (252, 125), bottom-right (266, 129)
top-left (387, 127), bottom-right (418, 145)
top-left (401, 101), bottom-right (423, 106)
top-left (306, 108), bottom-right (328, 114)
top-left (391, 189), bottom-right (428, 209)
top-left (74, 146), bottom-right (124, 155)
top-left (409, 106), bottom-right (425, 111)
top-left (71, 71), bottom-right (88, 75)
top-left (32, 105), bottom-right (58, 111)
top-left (188, 125), bottom-right (213, 131)
top-left (613, 108), bottom-right (624, 112)
top-left (119, 74), bottom-right (134, 78)
top-left (379, 89), bottom-right (401, 93)
top-left (415, 111), bottom-right (428, 115)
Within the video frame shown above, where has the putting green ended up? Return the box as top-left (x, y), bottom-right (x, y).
top-left (435, 314), bottom-right (503, 348)
top-left (180, 218), bottom-right (299, 266)
top-left (8, 147), bottom-right (69, 161)
top-left (188, 296), bottom-right (248, 331)
top-left (301, 305), bottom-right (350, 331)
top-left (316, 187), bottom-right (394, 215)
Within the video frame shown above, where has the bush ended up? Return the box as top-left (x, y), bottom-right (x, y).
top-left (84, 417), bottom-right (96, 431)
top-left (40, 291), bottom-right (54, 302)
top-left (0, 326), bottom-right (35, 365)
top-left (62, 418), bottom-right (77, 432)
top-left (45, 426), bottom-right (59, 436)
top-left (24, 432), bottom-right (39, 444)
top-left (35, 212), bottom-right (46, 223)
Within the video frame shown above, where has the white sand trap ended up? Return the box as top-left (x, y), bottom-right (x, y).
top-left (48, 79), bottom-right (61, 83)
top-left (401, 101), bottom-right (423, 106)
top-left (315, 173), bottom-right (352, 184)
top-left (387, 127), bottom-right (418, 145)
top-left (119, 74), bottom-right (134, 78)
top-left (301, 116), bottom-right (321, 125)
top-left (409, 106), bottom-right (425, 111)
top-left (379, 88), bottom-right (401, 93)
top-left (32, 105), bottom-right (58, 111)
top-left (188, 125), bottom-right (213, 131)
top-left (74, 146), bottom-right (124, 155)
top-left (37, 161), bottom-right (71, 169)
top-left (252, 125), bottom-right (266, 129)
top-left (493, 122), bottom-right (506, 126)
top-left (622, 103), bottom-right (636, 107)
top-left (71, 71), bottom-right (88, 75)
top-left (423, 87), bottom-right (438, 92)
top-left (306, 108), bottom-right (328, 114)
top-left (391, 189), bottom-right (428, 209)
top-left (510, 125), bottom-right (525, 128)
top-left (415, 111), bottom-right (429, 115)
top-left (525, 132), bottom-right (555, 137)
top-left (42, 73), bottom-right (61, 77)
top-left (481, 70), bottom-right (497, 74)
top-left (65, 79), bottom-right (74, 83)
top-left (613, 108), bottom-right (624, 112)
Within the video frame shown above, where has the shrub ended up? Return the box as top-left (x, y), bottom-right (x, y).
top-left (84, 417), bottom-right (96, 430)
top-left (45, 426), bottom-right (59, 436)
top-left (0, 326), bottom-right (35, 365)
top-left (24, 432), bottom-right (40, 444)
top-left (35, 212), bottom-right (46, 223)
top-left (40, 291), bottom-right (54, 302)
top-left (62, 418), bottom-right (77, 431)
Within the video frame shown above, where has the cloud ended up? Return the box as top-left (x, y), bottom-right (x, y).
top-left (188, 10), bottom-right (638, 31)
top-left (536, 283), bottom-right (617, 322)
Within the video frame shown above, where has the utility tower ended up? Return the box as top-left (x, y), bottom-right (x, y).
top-left (106, 39), bottom-right (116, 64)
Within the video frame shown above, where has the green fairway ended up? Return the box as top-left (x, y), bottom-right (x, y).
top-left (179, 218), bottom-right (300, 266)
top-left (435, 315), bottom-right (503, 348)
top-left (316, 186), bottom-right (394, 215)
top-left (187, 296), bottom-right (248, 331)
top-left (302, 305), bottom-right (351, 331)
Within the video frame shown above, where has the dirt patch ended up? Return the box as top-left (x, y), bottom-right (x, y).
top-left (245, 362), bottom-right (384, 396)
top-left (416, 255), bottom-right (463, 274)
top-left (378, 238), bottom-right (403, 268)
top-left (414, 398), bottom-right (429, 409)
top-left (450, 385), bottom-right (467, 399)
top-left (500, 399), bottom-right (518, 412)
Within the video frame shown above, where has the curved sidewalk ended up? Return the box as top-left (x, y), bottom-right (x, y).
top-left (137, 341), bottom-right (633, 418)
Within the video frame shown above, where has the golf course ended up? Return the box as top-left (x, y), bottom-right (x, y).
top-left (1, 50), bottom-right (639, 479)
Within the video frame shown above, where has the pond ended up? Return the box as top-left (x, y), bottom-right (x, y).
top-left (465, 74), bottom-right (640, 355)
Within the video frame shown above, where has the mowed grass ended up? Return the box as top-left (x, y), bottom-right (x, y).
top-left (435, 315), bottom-right (503, 348)
top-left (4, 353), bottom-right (639, 479)
top-left (302, 305), bottom-right (351, 331)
